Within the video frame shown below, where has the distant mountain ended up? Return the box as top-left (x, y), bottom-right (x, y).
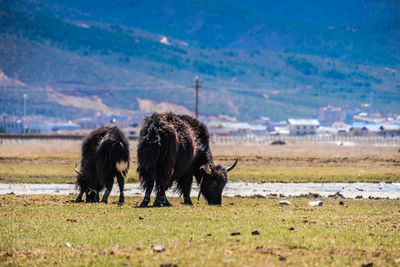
top-left (0, 0), bottom-right (399, 121)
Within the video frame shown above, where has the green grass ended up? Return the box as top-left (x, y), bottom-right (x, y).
top-left (0, 163), bottom-right (138, 184)
top-left (0, 163), bottom-right (398, 183)
top-left (230, 165), bottom-right (400, 183)
top-left (0, 195), bottom-right (399, 266)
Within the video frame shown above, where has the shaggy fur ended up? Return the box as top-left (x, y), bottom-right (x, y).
top-left (75, 126), bottom-right (130, 204)
top-left (137, 112), bottom-right (237, 207)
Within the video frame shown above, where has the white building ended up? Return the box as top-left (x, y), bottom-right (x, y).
top-left (287, 119), bottom-right (320, 135)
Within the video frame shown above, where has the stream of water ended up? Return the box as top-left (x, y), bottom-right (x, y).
top-left (1, 182), bottom-right (399, 199)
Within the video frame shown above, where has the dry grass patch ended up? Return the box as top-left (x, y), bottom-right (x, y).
top-left (0, 140), bottom-right (399, 183)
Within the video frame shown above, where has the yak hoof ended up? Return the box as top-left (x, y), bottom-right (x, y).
top-left (75, 199), bottom-right (84, 203)
top-left (139, 201), bottom-right (149, 208)
top-left (182, 199), bottom-right (193, 205)
top-left (153, 199), bottom-right (171, 207)
top-left (119, 197), bottom-right (124, 204)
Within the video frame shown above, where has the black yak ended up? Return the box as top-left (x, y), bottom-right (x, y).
top-left (137, 112), bottom-right (237, 207)
top-left (75, 126), bottom-right (130, 204)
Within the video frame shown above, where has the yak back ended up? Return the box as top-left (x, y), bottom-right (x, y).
top-left (177, 114), bottom-right (213, 166)
top-left (137, 113), bottom-right (212, 188)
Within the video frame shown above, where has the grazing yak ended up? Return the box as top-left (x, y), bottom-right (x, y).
top-left (137, 112), bottom-right (238, 207)
top-left (75, 126), bottom-right (130, 204)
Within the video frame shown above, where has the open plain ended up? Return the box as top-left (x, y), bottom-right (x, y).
top-left (0, 139), bottom-right (399, 183)
top-left (0, 138), bottom-right (399, 266)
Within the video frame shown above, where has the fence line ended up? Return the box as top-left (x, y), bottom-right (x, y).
top-left (211, 135), bottom-right (400, 145)
top-left (0, 134), bottom-right (399, 145)
top-left (0, 134), bottom-right (138, 141)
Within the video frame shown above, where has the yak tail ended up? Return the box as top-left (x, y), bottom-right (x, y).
top-left (137, 122), bottom-right (161, 188)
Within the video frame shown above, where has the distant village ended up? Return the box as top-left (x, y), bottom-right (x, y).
top-left (1, 105), bottom-right (400, 137)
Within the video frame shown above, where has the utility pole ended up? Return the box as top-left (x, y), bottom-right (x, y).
top-left (369, 92), bottom-right (374, 120)
top-left (23, 94), bottom-right (28, 118)
top-left (188, 77), bottom-right (205, 119)
top-left (23, 94), bottom-right (28, 133)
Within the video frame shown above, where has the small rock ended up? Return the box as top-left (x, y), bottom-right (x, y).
top-left (289, 227), bottom-right (295, 231)
top-left (308, 201), bottom-right (323, 206)
top-left (271, 140), bottom-right (286, 145)
top-left (339, 201), bottom-right (344, 206)
top-left (7, 192), bottom-right (15, 195)
top-left (355, 195), bottom-right (363, 199)
top-left (328, 192), bottom-right (345, 199)
top-left (153, 244), bottom-right (165, 253)
top-left (65, 242), bottom-right (72, 248)
top-left (138, 216), bottom-right (144, 220)
top-left (160, 264), bottom-right (177, 267)
top-left (279, 200), bottom-right (291, 205)
top-left (278, 255), bottom-right (286, 261)
top-left (231, 232), bottom-right (241, 236)
top-left (361, 262), bottom-right (373, 267)
top-left (223, 259), bottom-right (235, 263)
top-left (372, 251), bottom-right (381, 257)
top-left (395, 258), bottom-right (400, 264)
top-left (251, 230), bottom-right (260, 235)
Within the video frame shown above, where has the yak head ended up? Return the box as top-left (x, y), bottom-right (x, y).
top-left (198, 159), bottom-right (238, 205)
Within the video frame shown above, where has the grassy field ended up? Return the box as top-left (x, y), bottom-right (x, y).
top-left (0, 195), bottom-right (399, 266)
top-left (0, 140), bottom-right (399, 266)
top-left (0, 139), bottom-right (399, 183)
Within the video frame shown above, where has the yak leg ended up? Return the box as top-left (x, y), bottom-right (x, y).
top-left (75, 190), bottom-right (85, 203)
top-left (153, 175), bottom-right (171, 207)
top-left (139, 171), bottom-right (154, 208)
top-left (101, 178), bottom-right (114, 204)
top-left (86, 191), bottom-right (96, 203)
top-left (95, 192), bottom-right (100, 202)
top-left (139, 185), bottom-right (153, 207)
top-left (116, 172), bottom-right (125, 204)
top-left (177, 175), bottom-right (193, 205)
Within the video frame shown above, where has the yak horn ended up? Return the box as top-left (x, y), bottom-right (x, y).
top-left (226, 158), bottom-right (238, 172)
top-left (205, 162), bottom-right (212, 175)
top-left (75, 163), bottom-right (82, 175)
top-left (197, 177), bottom-right (203, 201)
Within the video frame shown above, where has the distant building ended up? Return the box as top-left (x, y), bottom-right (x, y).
top-left (207, 121), bottom-right (267, 136)
top-left (318, 106), bottom-right (346, 126)
top-left (287, 119), bottom-right (320, 135)
top-left (0, 120), bottom-right (24, 133)
top-left (252, 117), bottom-right (274, 132)
top-left (51, 122), bottom-right (81, 132)
top-left (271, 126), bottom-right (290, 136)
top-left (26, 121), bottom-right (52, 133)
top-left (350, 122), bottom-right (381, 136)
top-left (75, 120), bottom-right (104, 130)
top-left (331, 122), bottom-right (351, 136)
top-left (380, 124), bottom-right (400, 137)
